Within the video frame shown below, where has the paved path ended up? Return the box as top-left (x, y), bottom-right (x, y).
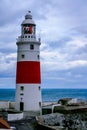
top-left (8, 117), bottom-right (37, 130)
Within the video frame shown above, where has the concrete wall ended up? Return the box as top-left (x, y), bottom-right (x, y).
top-left (1, 129), bottom-right (11, 130)
top-left (8, 112), bottom-right (23, 121)
top-left (9, 102), bottom-right (15, 109)
top-left (0, 101), bottom-right (15, 109)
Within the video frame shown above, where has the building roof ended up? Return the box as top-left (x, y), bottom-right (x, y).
top-left (0, 118), bottom-right (10, 129)
top-left (22, 11), bottom-right (35, 25)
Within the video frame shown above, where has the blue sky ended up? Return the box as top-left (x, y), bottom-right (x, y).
top-left (0, 0), bottom-right (87, 88)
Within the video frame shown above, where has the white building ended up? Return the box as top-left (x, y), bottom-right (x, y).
top-left (15, 11), bottom-right (42, 114)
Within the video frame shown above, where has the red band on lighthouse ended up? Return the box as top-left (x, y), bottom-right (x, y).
top-left (16, 61), bottom-right (41, 84)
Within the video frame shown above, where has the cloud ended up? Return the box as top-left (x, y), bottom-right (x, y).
top-left (0, 0), bottom-right (87, 88)
top-left (0, 77), bottom-right (15, 88)
top-left (0, 52), bottom-right (16, 76)
top-left (41, 35), bottom-right (87, 72)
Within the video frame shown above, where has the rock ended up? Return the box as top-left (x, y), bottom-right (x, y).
top-left (58, 98), bottom-right (87, 106)
top-left (43, 113), bottom-right (65, 126)
top-left (40, 113), bottom-right (87, 130)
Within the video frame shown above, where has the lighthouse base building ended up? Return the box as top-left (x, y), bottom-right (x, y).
top-left (15, 84), bottom-right (42, 115)
top-left (15, 11), bottom-right (42, 115)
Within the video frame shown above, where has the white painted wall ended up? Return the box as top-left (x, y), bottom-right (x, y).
top-left (17, 42), bottom-right (40, 62)
top-left (15, 84), bottom-right (42, 111)
top-left (17, 51), bottom-right (40, 61)
top-left (17, 42), bottom-right (40, 51)
top-left (8, 112), bottom-right (23, 121)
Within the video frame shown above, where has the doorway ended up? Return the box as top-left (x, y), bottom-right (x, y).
top-left (20, 102), bottom-right (24, 111)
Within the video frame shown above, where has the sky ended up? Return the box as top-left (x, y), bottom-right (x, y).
top-left (0, 0), bottom-right (87, 89)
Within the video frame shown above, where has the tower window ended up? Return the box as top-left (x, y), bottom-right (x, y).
top-left (20, 86), bottom-right (24, 91)
top-left (25, 36), bottom-right (27, 38)
top-left (21, 54), bottom-right (25, 58)
top-left (38, 86), bottom-right (41, 90)
top-left (20, 93), bottom-right (24, 96)
top-left (37, 55), bottom-right (40, 60)
top-left (39, 102), bottom-right (41, 107)
top-left (30, 44), bottom-right (34, 50)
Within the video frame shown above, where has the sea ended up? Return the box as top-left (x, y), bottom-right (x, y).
top-left (0, 88), bottom-right (87, 102)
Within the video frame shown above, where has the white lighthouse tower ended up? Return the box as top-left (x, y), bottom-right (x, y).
top-left (15, 11), bottom-right (42, 114)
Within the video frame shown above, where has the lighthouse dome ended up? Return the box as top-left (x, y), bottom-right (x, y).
top-left (22, 11), bottom-right (35, 25)
top-left (25, 11), bottom-right (32, 19)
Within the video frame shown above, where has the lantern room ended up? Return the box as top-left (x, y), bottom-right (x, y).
top-left (21, 11), bottom-right (36, 41)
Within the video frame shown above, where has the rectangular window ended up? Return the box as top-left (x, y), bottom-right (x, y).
top-left (20, 86), bottom-right (24, 91)
top-left (21, 54), bottom-right (25, 58)
top-left (39, 102), bottom-right (41, 107)
top-left (20, 93), bottom-right (24, 95)
top-left (30, 44), bottom-right (34, 50)
top-left (37, 55), bottom-right (40, 60)
top-left (38, 86), bottom-right (41, 90)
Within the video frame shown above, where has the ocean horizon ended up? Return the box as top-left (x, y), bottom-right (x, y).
top-left (0, 88), bottom-right (87, 102)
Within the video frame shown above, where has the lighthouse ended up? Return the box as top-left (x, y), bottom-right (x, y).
top-left (15, 11), bottom-right (42, 114)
